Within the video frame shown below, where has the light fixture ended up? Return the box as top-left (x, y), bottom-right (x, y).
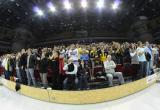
top-left (33, 6), bottom-right (44, 16)
top-left (47, 2), bottom-right (56, 13)
top-left (64, 0), bottom-right (72, 10)
top-left (112, 0), bottom-right (120, 10)
top-left (97, 0), bottom-right (104, 9)
top-left (81, 0), bottom-right (88, 8)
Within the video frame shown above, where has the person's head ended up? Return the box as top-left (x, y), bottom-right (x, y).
top-left (18, 52), bottom-right (21, 57)
top-left (107, 55), bottom-right (112, 61)
top-left (52, 51), bottom-right (57, 58)
top-left (21, 49), bottom-right (25, 54)
top-left (68, 58), bottom-right (73, 64)
top-left (145, 41), bottom-right (150, 47)
top-left (76, 44), bottom-right (79, 48)
top-left (137, 41), bottom-right (142, 47)
top-left (27, 49), bottom-right (32, 55)
top-left (7, 54), bottom-right (11, 59)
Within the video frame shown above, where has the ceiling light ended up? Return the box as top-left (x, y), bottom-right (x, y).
top-left (47, 2), bottom-right (56, 13)
top-left (64, 0), bottom-right (72, 10)
top-left (33, 6), bottom-right (44, 16)
top-left (81, 0), bottom-right (88, 8)
top-left (97, 0), bottom-right (104, 9)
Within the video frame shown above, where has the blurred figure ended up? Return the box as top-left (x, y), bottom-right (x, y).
top-left (63, 58), bottom-right (78, 90)
top-left (26, 49), bottom-right (37, 86)
top-left (145, 42), bottom-right (153, 76)
top-left (137, 41), bottom-right (147, 77)
top-left (77, 60), bottom-right (89, 90)
top-left (39, 52), bottom-right (48, 89)
top-left (130, 43), bottom-right (140, 80)
top-left (49, 50), bottom-right (59, 89)
top-left (20, 49), bottom-right (27, 85)
top-left (15, 52), bottom-right (22, 83)
top-left (104, 55), bottom-right (124, 87)
top-left (2, 54), bottom-right (12, 80)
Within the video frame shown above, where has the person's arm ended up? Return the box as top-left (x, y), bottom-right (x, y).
top-left (103, 61), bottom-right (108, 70)
top-left (74, 65), bottom-right (78, 74)
top-left (110, 61), bottom-right (116, 69)
top-left (63, 64), bottom-right (68, 71)
top-left (104, 61), bottom-right (116, 69)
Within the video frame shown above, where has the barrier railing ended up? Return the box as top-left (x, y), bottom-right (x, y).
top-left (0, 69), bottom-right (160, 104)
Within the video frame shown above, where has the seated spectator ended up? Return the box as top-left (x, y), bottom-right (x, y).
top-left (77, 60), bottom-right (89, 90)
top-left (63, 58), bottom-right (78, 90)
top-left (103, 55), bottom-right (124, 87)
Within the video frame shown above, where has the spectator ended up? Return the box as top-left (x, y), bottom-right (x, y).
top-left (15, 52), bottom-right (22, 83)
top-left (63, 58), bottom-right (78, 90)
top-left (26, 49), bottom-right (37, 86)
top-left (77, 60), bottom-right (89, 90)
top-left (137, 41), bottom-right (147, 77)
top-left (145, 42), bottom-right (153, 76)
top-left (39, 52), bottom-right (49, 89)
top-left (103, 55), bottom-right (124, 87)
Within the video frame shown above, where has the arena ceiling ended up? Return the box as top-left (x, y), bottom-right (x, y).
top-left (0, 0), bottom-right (160, 38)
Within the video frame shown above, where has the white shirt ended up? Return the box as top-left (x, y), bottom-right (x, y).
top-left (136, 47), bottom-right (146, 62)
top-left (68, 49), bottom-right (78, 61)
top-left (103, 60), bottom-right (116, 74)
top-left (63, 63), bottom-right (78, 75)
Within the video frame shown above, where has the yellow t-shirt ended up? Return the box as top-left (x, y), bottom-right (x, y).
top-left (100, 52), bottom-right (107, 62)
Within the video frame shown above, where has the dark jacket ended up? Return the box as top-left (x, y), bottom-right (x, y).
top-left (50, 57), bottom-right (59, 74)
top-left (77, 64), bottom-right (89, 77)
top-left (20, 53), bottom-right (27, 69)
top-left (27, 55), bottom-right (36, 68)
top-left (39, 57), bottom-right (48, 73)
top-left (123, 48), bottom-right (131, 63)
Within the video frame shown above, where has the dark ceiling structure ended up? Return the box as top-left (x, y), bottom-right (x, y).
top-left (0, 0), bottom-right (160, 38)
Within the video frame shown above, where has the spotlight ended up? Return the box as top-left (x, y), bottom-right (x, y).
top-left (112, 3), bottom-right (118, 10)
top-left (112, 0), bottom-right (120, 10)
top-left (64, 0), bottom-right (72, 10)
top-left (97, 0), bottom-right (104, 9)
top-left (81, 0), bottom-right (88, 8)
top-left (47, 2), bottom-right (56, 13)
top-left (33, 6), bottom-right (44, 16)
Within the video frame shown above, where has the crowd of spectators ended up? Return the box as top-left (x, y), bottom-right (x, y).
top-left (0, 41), bottom-right (159, 90)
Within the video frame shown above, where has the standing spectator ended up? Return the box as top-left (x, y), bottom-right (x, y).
top-left (130, 44), bottom-right (140, 80)
top-left (39, 52), bottom-right (48, 89)
top-left (58, 53), bottom-right (66, 90)
top-left (49, 51), bottom-right (59, 89)
top-left (20, 49), bottom-right (27, 85)
top-left (68, 45), bottom-right (79, 66)
top-left (2, 54), bottom-right (12, 80)
top-left (123, 42), bottom-right (131, 64)
top-left (15, 52), bottom-right (22, 83)
top-left (145, 42), bottom-right (153, 76)
top-left (137, 41), bottom-right (147, 77)
top-left (26, 49), bottom-right (37, 86)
